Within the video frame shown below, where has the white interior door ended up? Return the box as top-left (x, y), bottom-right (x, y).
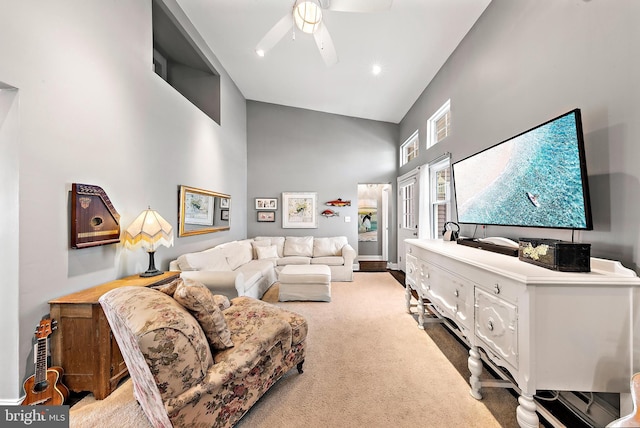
top-left (397, 169), bottom-right (420, 272)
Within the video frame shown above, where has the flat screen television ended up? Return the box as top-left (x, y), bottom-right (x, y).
top-left (452, 108), bottom-right (593, 230)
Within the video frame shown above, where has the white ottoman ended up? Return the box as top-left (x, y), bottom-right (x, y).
top-left (279, 265), bottom-right (332, 302)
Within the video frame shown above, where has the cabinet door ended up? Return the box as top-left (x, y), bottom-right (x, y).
top-left (475, 287), bottom-right (518, 369)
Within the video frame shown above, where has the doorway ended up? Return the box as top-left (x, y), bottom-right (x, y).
top-left (357, 184), bottom-right (391, 269)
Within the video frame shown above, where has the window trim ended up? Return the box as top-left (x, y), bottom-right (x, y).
top-left (427, 156), bottom-right (451, 239)
top-left (400, 130), bottom-right (419, 167)
top-left (427, 99), bottom-right (451, 148)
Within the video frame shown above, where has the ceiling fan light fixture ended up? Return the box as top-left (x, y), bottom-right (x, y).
top-left (294, 1), bottom-right (323, 34)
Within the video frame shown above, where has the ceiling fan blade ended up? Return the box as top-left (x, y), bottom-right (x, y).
top-left (256, 13), bottom-right (294, 54)
top-left (313, 23), bottom-right (338, 66)
top-left (326, 0), bottom-right (392, 13)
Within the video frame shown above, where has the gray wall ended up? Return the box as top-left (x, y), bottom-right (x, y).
top-left (246, 101), bottom-right (398, 258)
top-left (400, 0), bottom-right (640, 270)
top-left (0, 0), bottom-right (248, 402)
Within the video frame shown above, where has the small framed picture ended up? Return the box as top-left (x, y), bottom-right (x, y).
top-left (257, 211), bottom-right (276, 222)
top-left (255, 198), bottom-right (278, 210)
top-left (220, 198), bottom-right (230, 208)
top-left (221, 209), bottom-right (229, 221)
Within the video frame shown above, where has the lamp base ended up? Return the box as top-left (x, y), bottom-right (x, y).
top-left (140, 269), bottom-right (163, 278)
top-left (139, 250), bottom-right (162, 277)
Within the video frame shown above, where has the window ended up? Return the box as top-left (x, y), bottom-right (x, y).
top-left (429, 158), bottom-right (451, 238)
top-left (400, 131), bottom-right (419, 166)
top-left (427, 99), bottom-right (451, 148)
top-left (399, 181), bottom-right (416, 230)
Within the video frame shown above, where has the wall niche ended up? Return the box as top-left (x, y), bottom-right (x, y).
top-left (152, 0), bottom-right (221, 124)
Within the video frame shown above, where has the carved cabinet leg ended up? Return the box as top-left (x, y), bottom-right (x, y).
top-left (516, 394), bottom-right (538, 428)
top-left (468, 346), bottom-right (483, 400)
top-left (417, 297), bottom-right (426, 329)
top-left (405, 284), bottom-right (412, 314)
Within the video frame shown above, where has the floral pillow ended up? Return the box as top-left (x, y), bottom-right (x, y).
top-left (150, 277), bottom-right (182, 296)
top-left (173, 278), bottom-right (234, 350)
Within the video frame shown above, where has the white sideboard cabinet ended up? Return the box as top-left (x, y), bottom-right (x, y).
top-left (404, 239), bottom-right (640, 428)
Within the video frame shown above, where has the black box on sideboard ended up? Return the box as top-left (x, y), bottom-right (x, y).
top-left (518, 238), bottom-right (591, 272)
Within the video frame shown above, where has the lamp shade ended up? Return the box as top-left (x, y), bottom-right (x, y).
top-left (123, 207), bottom-right (174, 252)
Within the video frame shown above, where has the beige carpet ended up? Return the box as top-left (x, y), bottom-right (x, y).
top-left (70, 272), bottom-right (514, 428)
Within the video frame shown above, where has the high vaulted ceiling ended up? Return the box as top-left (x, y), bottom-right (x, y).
top-left (175, 0), bottom-right (491, 124)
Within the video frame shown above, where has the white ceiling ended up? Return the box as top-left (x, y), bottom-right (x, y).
top-left (175, 0), bottom-right (491, 124)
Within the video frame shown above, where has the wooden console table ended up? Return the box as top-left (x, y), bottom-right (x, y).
top-left (49, 271), bottom-right (180, 399)
top-left (404, 239), bottom-right (640, 428)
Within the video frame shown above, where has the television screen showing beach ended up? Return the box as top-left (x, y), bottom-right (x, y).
top-left (452, 111), bottom-right (590, 229)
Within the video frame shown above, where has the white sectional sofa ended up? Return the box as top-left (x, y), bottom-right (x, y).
top-left (168, 236), bottom-right (357, 299)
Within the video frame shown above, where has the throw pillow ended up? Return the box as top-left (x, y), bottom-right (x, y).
top-left (213, 294), bottom-right (231, 311)
top-left (151, 277), bottom-right (182, 295)
top-left (254, 236), bottom-right (286, 257)
top-left (256, 245), bottom-right (278, 260)
top-left (173, 279), bottom-right (234, 350)
top-left (251, 239), bottom-right (272, 259)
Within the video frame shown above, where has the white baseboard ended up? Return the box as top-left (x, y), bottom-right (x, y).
top-left (0, 395), bottom-right (24, 405)
top-left (357, 255), bottom-right (385, 261)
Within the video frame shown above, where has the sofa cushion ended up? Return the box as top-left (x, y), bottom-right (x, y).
top-left (227, 297), bottom-right (308, 346)
top-left (177, 247), bottom-right (231, 272)
top-left (256, 245), bottom-right (278, 260)
top-left (284, 236), bottom-right (314, 257)
top-left (254, 236), bottom-right (285, 258)
top-left (311, 256), bottom-right (346, 266)
top-left (313, 236), bottom-right (348, 257)
top-left (276, 256), bottom-right (311, 266)
top-left (173, 279), bottom-right (234, 350)
top-left (222, 241), bottom-right (253, 270)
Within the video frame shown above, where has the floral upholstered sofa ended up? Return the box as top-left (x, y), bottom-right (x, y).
top-left (169, 236), bottom-right (357, 300)
top-left (99, 277), bottom-right (307, 428)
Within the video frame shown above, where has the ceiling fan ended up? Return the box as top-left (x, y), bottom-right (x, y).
top-left (255, 0), bottom-right (393, 66)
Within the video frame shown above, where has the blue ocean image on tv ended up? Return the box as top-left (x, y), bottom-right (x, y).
top-left (454, 112), bottom-right (588, 229)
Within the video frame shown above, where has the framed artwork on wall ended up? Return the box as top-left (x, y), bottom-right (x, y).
top-left (257, 211), bottom-right (275, 222)
top-left (282, 192), bottom-right (317, 229)
top-left (255, 198), bottom-right (278, 210)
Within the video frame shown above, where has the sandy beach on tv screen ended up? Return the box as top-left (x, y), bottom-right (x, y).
top-left (456, 144), bottom-right (513, 214)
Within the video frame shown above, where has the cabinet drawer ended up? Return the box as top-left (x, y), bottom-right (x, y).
top-left (423, 264), bottom-right (473, 332)
top-left (406, 254), bottom-right (418, 288)
top-left (475, 288), bottom-right (518, 369)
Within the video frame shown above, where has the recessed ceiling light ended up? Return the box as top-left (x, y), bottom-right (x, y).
top-left (256, 49), bottom-right (265, 57)
top-left (372, 64), bottom-right (382, 75)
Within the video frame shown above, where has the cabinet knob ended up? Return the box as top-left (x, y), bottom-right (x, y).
top-left (408, 248), bottom-right (412, 254)
top-left (409, 268), bottom-right (413, 274)
top-left (487, 321), bottom-right (494, 331)
top-left (454, 289), bottom-right (459, 297)
top-left (454, 304), bottom-right (459, 312)
top-left (493, 284), bottom-right (501, 294)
